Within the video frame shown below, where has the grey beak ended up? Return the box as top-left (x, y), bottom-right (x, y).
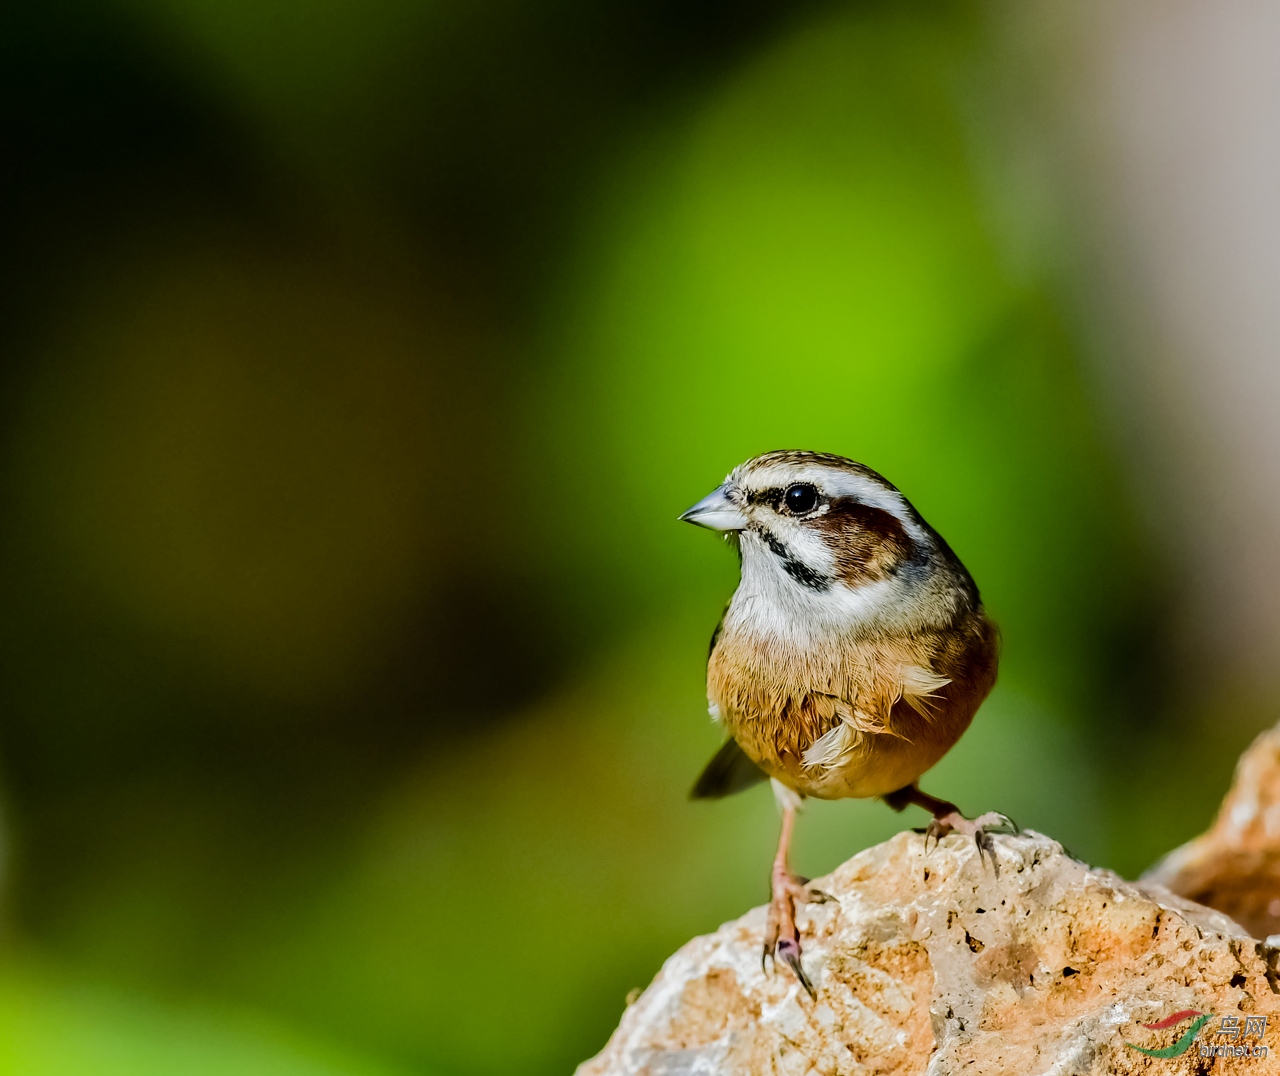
top-left (679, 484), bottom-right (748, 532)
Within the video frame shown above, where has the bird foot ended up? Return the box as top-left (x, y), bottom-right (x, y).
top-left (923, 810), bottom-right (1019, 873)
top-left (761, 871), bottom-right (830, 999)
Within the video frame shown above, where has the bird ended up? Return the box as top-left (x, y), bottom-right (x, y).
top-left (680, 450), bottom-right (1008, 998)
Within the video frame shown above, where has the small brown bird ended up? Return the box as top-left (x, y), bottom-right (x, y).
top-left (681, 450), bottom-right (1008, 997)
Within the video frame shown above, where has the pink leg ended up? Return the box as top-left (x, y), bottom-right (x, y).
top-left (762, 799), bottom-right (831, 999)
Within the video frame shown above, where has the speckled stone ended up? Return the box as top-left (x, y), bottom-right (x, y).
top-left (579, 831), bottom-right (1280, 1075)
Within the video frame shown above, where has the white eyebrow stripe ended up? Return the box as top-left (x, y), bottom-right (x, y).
top-left (738, 463), bottom-right (927, 542)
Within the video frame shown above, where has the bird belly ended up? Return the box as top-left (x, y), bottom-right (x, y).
top-left (717, 692), bottom-right (977, 800)
top-left (790, 702), bottom-right (974, 798)
top-left (707, 615), bottom-right (997, 800)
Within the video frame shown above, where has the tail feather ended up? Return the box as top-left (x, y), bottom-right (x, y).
top-left (690, 738), bottom-right (768, 799)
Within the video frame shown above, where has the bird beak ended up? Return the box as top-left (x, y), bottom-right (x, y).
top-left (679, 484), bottom-right (747, 531)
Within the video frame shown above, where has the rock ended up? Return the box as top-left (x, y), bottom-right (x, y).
top-left (1145, 722), bottom-right (1280, 942)
top-left (578, 831), bottom-right (1280, 1075)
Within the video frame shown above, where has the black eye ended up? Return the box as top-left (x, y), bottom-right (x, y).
top-left (784, 484), bottom-right (818, 515)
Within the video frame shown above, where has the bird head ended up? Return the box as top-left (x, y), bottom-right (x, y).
top-left (680, 450), bottom-right (974, 638)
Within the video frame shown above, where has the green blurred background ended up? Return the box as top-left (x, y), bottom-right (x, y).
top-left (0, 1), bottom-right (1275, 1073)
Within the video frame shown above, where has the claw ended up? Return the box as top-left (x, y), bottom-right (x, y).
top-left (775, 938), bottom-right (817, 1000)
top-left (783, 875), bottom-right (833, 905)
top-left (975, 828), bottom-right (998, 876)
top-left (924, 809), bottom-right (1013, 873)
top-left (762, 897), bottom-right (781, 974)
top-left (990, 812), bottom-right (1020, 835)
top-left (924, 817), bottom-right (948, 855)
top-left (762, 869), bottom-right (825, 997)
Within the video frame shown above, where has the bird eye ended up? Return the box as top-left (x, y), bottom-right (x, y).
top-left (784, 484), bottom-right (818, 515)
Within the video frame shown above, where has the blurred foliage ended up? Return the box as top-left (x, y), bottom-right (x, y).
top-left (0, 961), bottom-right (411, 1076)
top-left (16, 241), bottom-right (445, 702)
top-left (0, 0), bottom-right (1256, 1074)
top-left (530, 12), bottom-right (1146, 707)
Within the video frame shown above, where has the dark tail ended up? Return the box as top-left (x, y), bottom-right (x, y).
top-left (691, 738), bottom-right (768, 799)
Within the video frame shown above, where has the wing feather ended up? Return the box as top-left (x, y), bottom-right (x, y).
top-left (900, 663), bottom-right (951, 718)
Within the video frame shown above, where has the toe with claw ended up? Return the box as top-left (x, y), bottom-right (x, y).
top-left (761, 870), bottom-right (826, 999)
top-left (925, 810), bottom-right (1020, 872)
top-left (774, 937), bottom-right (816, 1000)
top-left (886, 784), bottom-right (1018, 872)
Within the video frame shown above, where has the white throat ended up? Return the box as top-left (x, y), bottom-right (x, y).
top-left (727, 530), bottom-right (953, 647)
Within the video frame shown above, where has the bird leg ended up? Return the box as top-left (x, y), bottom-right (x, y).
top-left (882, 784), bottom-right (1018, 871)
top-left (761, 797), bottom-right (830, 999)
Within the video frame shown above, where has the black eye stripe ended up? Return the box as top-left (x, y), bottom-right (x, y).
top-left (746, 485), bottom-right (822, 513)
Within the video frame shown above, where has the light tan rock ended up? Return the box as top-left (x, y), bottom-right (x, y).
top-left (1146, 722), bottom-right (1280, 942)
top-left (579, 831), bottom-right (1280, 1075)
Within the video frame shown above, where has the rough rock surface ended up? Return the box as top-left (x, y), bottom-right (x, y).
top-left (1146, 724), bottom-right (1280, 941)
top-left (579, 831), bottom-right (1280, 1075)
